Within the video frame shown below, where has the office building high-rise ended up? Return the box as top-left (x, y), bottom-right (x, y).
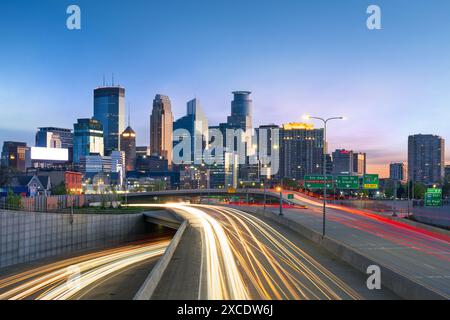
top-left (227, 91), bottom-right (253, 132)
top-left (226, 91), bottom-right (254, 158)
top-left (73, 118), bottom-right (104, 164)
top-left (352, 152), bottom-right (366, 176)
top-left (390, 162), bottom-right (407, 183)
top-left (36, 127), bottom-right (73, 149)
top-left (35, 127), bottom-right (73, 162)
top-left (173, 98), bottom-right (208, 164)
top-left (93, 86), bottom-right (125, 155)
top-left (279, 123), bottom-right (324, 180)
top-left (120, 126), bottom-right (136, 172)
top-left (150, 94), bottom-right (173, 165)
top-left (332, 149), bottom-right (354, 176)
top-left (1, 141), bottom-right (30, 172)
top-left (408, 134), bottom-right (445, 184)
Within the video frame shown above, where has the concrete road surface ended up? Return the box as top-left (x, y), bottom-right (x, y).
top-left (0, 232), bottom-right (173, 300)
top-left (253, 190), bottom-right (450, 298)
top-left (148, 204), bottom-right (399, 300)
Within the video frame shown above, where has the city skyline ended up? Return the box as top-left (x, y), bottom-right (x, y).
top-left (1, 0), bottom-right (450, 177)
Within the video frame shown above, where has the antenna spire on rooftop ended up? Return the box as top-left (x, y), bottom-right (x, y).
top-left (128, 103), bottom-right (131, 127)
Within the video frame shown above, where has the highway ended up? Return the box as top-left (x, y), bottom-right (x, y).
top-left (0, 236), bottom-right (171, 300)
top-left (265, 190), bottom-right (450, 298)
top-left (135, 203), bottom-right (397, 300)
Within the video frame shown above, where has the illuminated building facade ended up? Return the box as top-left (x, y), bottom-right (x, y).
top-left (120, 126), bottom-right (136, 172)
top-left (279, 123), bottom-right (324, 180)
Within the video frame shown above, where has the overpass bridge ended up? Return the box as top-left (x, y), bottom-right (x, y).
top-left (126, 188), bottom-right (290, 204)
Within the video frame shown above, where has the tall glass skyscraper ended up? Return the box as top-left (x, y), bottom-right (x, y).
top-left (73, 118), bottom-right (104, 164)
top-left (173, 98), bottom-right (208, 164)
top-left (93, 86), bottom-right (125, 156)
top-left (227, 91), bottom-right (253, 132)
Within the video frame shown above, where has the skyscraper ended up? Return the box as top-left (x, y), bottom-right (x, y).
top-left (390, 162), bottom-right (407, 183)
top-left (227, 91), bottom-right (254, 158)
top-left (35, 127), bottom-right (73, 149)
top-left (120, 126), bottom-right (136, 172)
top-left (93, 86), bottom-right (125, 155)
top-left (1, 141), bottom-right (30, 172)
top-left (73, 118), bottom-right (104, 164)
top-left (227, 91), bottom-right (253, 132)
top-left (279, 123), bottom-right (324, 180)
top-left (150, 94), bottom-right (173, 165)
top-left (35, 127), bottom-right (73, 162)
top-left (173, 98), bottom-right (208, 164)
top-left (408, 134), bottom-right (445, 184)
top-left (352, 152), bottom-right (367, 176)
top-left (332, 149), bottom-right (353, 176)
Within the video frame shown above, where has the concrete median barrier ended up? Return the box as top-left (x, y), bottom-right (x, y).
top-left (134, 221), bottom-right (187, 300)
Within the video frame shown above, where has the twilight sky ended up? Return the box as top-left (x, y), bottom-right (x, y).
top-left (1, 0), bottom-right (449, 177)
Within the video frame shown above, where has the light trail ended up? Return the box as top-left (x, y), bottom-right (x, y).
top-left (131, 203), bottom-right (361, 300)
top-left (0, 239), bottom-right (170, 300)
top-left (197, 205), bottom-right (361, 300)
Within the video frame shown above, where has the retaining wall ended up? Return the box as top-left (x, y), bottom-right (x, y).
top-left (0, 210), bottom-right (147, 269)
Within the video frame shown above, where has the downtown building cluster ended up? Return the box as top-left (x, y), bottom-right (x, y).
top-left (0, 85), bottom-right (448, 197)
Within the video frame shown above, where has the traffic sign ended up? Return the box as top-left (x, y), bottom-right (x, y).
top-left (336, 176), bottom-right (359, 189)
top-left (427, 188), bottom-right (442, 194)
top-left (287, 194), bottom-right (294, 200)
top-left (425, 191), bottom-right (442, 207)
top-left (363, 174), bottom-right (379, 189)
top-left (304, 175), bottom-right (333, 189)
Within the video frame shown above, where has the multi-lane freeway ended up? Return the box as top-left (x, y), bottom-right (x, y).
top-left (4, 195), bottom-right (444, 300)
top-left (0, 236), bottom-right (171, 300)
top-left (262, 190), bottom-right (450, 298)
top-left (136, 203), bottom-right (397, 300)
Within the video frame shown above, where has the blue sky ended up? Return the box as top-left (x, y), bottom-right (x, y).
top-left (1, 0), bottom-right (450, 176)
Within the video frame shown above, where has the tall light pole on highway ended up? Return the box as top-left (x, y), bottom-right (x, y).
top-left (303, 115), bottom-right (345, 237)
top-left (276, 182), bottom-right (283, 216)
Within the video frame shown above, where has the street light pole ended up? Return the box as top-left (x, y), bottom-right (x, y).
top-left (263, 177), bottom-right (267, 211)
top-left (322, 120), bottom-right (327, 237)
top-left (279, 178), bottom-right (283, 216)
top-left (304, 115), bottom-right (345, 238)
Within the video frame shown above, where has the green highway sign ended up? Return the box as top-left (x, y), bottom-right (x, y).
top-left (427, 188), bottom-right (442, 194)
top-left (425, 190), bottom-right (442, 207)
top-left (336, 176), bottom-right (359, 189)
top-left (304, 175), bottom-right (333, 189)
top-left (287, 194), bottom-right (294, 200)
top-left (363, 174), bottom-right (379, 189)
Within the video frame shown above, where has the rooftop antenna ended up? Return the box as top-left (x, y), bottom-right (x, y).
top-left (128, 103), bottom-right (131, 127)
top-left (112, 73), bottom-right (115, 86)
top-left (102, 74), bottom-right (105, 86)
